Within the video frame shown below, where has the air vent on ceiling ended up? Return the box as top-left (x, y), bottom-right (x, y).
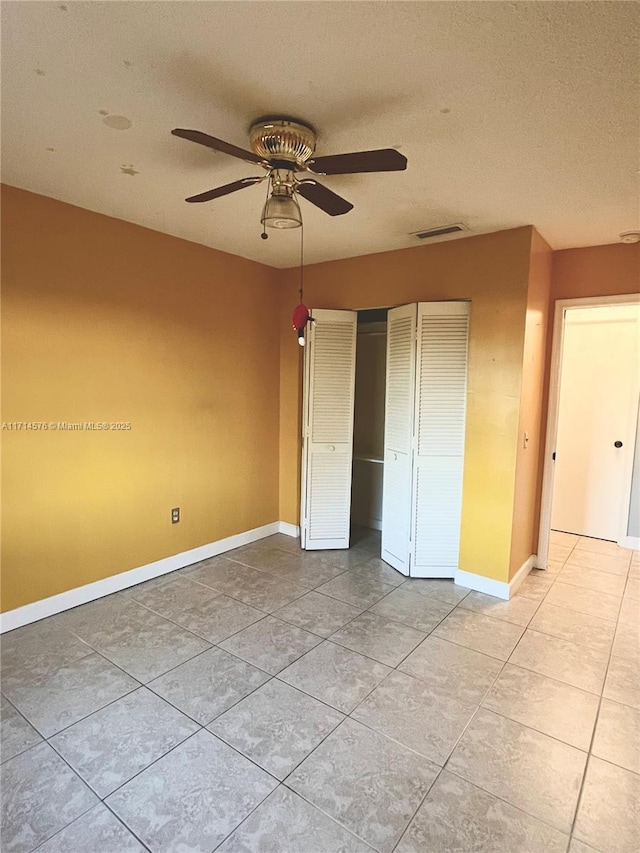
top-left (412, 223), bottom-right (468, 240)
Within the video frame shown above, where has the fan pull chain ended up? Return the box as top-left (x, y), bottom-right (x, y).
top-left (299, 217), bottom-right (304, 302)
top-left (291, 210), bottom-right (311, 348)
top-left (261, 177), bottom-right (270, 240)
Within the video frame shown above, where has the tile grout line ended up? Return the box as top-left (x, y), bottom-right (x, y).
top-left (29, 796), bottom-right (153, 853)
top-left (4, 542), bottom-right (416, 698)
top-left (10, 740), bottom-right (121, 853)
top-left (97, 725), bottom-right (283, 841)
top-left (475, 703), bottom-right (592, 753)
top-left (3, 655), bottom-right (144, 742)
top-left (439, 562), bottom-right (581, 842)
top-left (423, 569), bottom-right (580, 842)
top-left (63, 595), bottom-right (443, 826)
top-left (131, 556), bottom-right (393, 647)
top-left (570, 544), bottom-right (638, 843)
top-left (0, 692), bottom-right (44, 764)
top-left (44, 704), bottom-right (202, 800)
top-left (3, 533), bottom-right (636, 852)
top-left (6, 637), bottom-right (278, 786)
top-left (0, 547), bottom-right (545, 752)
top-left (389, 765), bottom-right (443, 853)
top-left (252, 569), bottom-right (478, 848)
top-left (105, 722), bottom-right (275, 800)
top-left (566, 567), bottom-right (635, 847)
top-left (390, 617), bottom-right (522, 851)
top-left (277, 775), bottom-right (379, 853)
top-left (490, 537), bottom-right (637, 848)
top-left (195, 576), bottom-right (394, 852)
top-left (276, 573), bottom-right (522, 850)
top-left (8, 571), bottom-right (409, 773)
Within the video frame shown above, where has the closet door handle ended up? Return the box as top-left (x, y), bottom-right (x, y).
top-left (327, 445), bottom-right (336, 452)
top-left (393, 452), bottom-right (398, 461)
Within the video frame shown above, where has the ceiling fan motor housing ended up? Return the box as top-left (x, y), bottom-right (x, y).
top-left (249, 118), bottom-right (316, 168)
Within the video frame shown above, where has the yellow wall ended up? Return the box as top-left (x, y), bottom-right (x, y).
top-left (509, 229), bottom-right (552, 577)
top-left (551, 243), bottom-right (640, 301)
top-left (279, 280), bottom-right (304, 528)
top-left (8, 187), bottom-right (626, 613)
top-left (1, 186), bottom-right (281, 611)
top-left (279, 228), bottom-right (534, 583)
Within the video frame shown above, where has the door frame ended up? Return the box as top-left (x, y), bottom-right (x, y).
top-left (537, 293), bottom-right (640, 568)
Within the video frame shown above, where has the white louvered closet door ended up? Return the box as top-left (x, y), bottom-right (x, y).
top-left (381, 303), bottom-right (417, 574)
top-left (411, 301), bottom-right (469, 577)
top-left (301, 309), bottom-right (357, 550)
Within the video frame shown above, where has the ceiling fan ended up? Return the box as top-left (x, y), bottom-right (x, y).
top-left (171, 117), bottom-right (407, 229)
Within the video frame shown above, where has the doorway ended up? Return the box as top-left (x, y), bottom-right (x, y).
top-left (538, 296), bottom-right (640, 568)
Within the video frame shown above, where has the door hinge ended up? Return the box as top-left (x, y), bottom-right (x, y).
top-left (552, 452), bottom-right (556, 461)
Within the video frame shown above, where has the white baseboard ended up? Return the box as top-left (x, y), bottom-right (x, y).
top-left (278, 521), bottom-right (300, 538)
top-left (619, 536), bottom-right (640, 551)
top-left (0, 521), bottom-right (282, 633)
top-left (454, 569), bottom-right (510, 600)
top-left (454, 555), bottom-right (536, 601)
top-left (508, 555), bottom-right (537, 596)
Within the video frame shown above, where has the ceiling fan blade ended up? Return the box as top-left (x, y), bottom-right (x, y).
top-left (172, 128), bottom-right (264, 165)
top-left (307, 148), bottom-right (407, 175)
top-left (185, 176), bottom-right (264, 203)
top-left (295, 180), bottom-right (354, 216)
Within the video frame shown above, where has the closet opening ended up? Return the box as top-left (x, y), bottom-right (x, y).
top-left (350, 308), bottom-right (389, 554)
top-left (300, 300), bottom-right (469, 578)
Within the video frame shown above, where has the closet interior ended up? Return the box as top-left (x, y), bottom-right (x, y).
top-left (351, 309), bottom-right (388, 537)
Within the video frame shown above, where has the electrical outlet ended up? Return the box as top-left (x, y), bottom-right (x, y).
top-left (171, 507), bottom-right (180, 524)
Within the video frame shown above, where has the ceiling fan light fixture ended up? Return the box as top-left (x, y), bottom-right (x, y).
top-left (261, 191), bottom-right (302, 229)
top-left (173, 117), bottom-right (407, 225)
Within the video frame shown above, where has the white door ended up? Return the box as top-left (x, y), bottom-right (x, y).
top-left (551, 306), bottom-right (640, 541)
top-left (411, 302), bottom-right (470, 578)
top-left (300, 308), bottom-right (357, 549)
top-left (381, 303), bottom-right (417, 573)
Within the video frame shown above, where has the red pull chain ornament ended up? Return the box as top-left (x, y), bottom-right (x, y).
top-left (292, 303), bottom-right (311, 347)
top-left (290, 209), bottom-right (312, 345)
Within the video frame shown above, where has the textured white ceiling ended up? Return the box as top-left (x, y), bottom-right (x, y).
top-left (2, 1), bottom-right (638, 268)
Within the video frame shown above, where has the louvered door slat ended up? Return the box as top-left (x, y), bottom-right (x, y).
top-left (301, 309), bottom-right (357, 550)
top-left (381, 303), bottom-right (417, 574)
top-left (411, 302), bottom-right (469, 577)
top-left (414, 458), bottom-right (465, 567)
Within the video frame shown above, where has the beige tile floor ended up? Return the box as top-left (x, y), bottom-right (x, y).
top-left (1, 527), bottom-right (638, 852)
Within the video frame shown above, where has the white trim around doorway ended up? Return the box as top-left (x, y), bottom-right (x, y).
top-left (537, 293), bottom-right (640, 570)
